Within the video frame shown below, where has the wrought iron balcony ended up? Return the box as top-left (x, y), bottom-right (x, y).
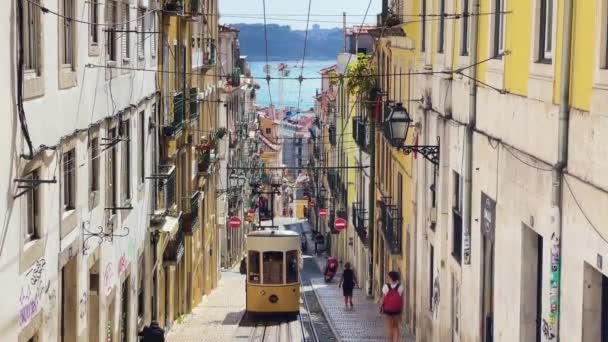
top-left (353, 117), bottom-right (370, 152)
top-left (182, 191), bottom-right (201, 235)
top-left (148, 165), bottom-right (177, 213)
top-left (163, 92), bottom-right (185, 137)
top-left (164, 0), bottom-right (184, 14)
top-left (190, 88), bottom-right (198, 119)
top-left (380, 198), bottom-right (402, 254)
top-left (163, 218), bottom-right (185, 264)
top-left (352, 202), bottom-right (368, 245)
top-left (328, 125), bottom-right (337, 146)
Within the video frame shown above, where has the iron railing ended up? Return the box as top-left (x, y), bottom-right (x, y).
top-left (164, 168), bottom-right (176, 210)
top-left (380, 198), bottom-right (402, 254)
top-left (353, 117), bottom-right (370, 152)
top-left (190, 88), bottom-right (198, 119)
top-left (163, 218), bottom-right (184, 263)
top-left (352, 202), bottom-right (368, 245)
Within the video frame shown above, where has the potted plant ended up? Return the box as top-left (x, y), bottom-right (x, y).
top-left (215, 127), bottom-right (227, 140)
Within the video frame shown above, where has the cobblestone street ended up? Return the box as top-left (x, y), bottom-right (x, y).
top-left (166, 270), bottom-right (246, 342)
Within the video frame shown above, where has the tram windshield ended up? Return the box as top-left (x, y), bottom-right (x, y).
top-left (248, 251), bottom-right (260, 284)
top-left (286, 250), bottom-right (298, 283)
top-left (263, 251), bottom-right (284, 284)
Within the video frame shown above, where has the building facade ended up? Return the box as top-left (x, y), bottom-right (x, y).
top-left (372, 0), bottom-right (608, 341)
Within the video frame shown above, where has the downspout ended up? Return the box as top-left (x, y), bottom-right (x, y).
top-left (553, 0), bottom-right (573, 340)
top-left (463, 0), bottom-right (479, 267)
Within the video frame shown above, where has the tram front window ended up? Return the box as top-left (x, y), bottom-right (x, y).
top-left (263, 251), bottom-right (284, 284)
top-left (286, 250), bottom-right (298, 283)
top-left (248, 251), bottom-right (260, 283)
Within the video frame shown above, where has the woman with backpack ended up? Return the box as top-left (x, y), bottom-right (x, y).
top-left (380, 271), bottom-right (404, 342)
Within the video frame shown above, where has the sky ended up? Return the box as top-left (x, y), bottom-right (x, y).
top-left (219, 0), bottom-right (382, 30)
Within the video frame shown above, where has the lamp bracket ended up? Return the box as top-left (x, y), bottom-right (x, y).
top-left (401, 145), bottom-right (440, 166)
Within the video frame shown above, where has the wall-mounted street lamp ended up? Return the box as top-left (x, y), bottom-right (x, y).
top-left (384, 102), bottom-right (440, 166)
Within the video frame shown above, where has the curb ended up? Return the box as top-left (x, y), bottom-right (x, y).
top-left (309, 279), bottom-right (342, 342)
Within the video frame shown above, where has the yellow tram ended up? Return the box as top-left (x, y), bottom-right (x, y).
top-left (245, 229), bottom-right (301, 314)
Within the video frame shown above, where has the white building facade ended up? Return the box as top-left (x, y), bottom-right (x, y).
top-left (2, 0), bottom-right (159, 341)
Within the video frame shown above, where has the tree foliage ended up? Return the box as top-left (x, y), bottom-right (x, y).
top-left (346, 54), bottom-right (377, 98)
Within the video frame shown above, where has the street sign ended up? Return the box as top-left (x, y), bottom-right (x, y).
top-left (319, 208), bottom-right (327, 217)
top-left (229, 216), bottom-right (241, 229)
top-left (310, 200), bottom-right (316, 208)
top-left (334, 217), bottom-right (347, 231)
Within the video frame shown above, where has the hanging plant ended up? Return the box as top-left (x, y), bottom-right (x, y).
top-left (215, 127), bottom-right (227, 140)
top-left (346, 54), bottom-right (377, 99)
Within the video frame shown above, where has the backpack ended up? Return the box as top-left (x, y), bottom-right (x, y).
top-left (382, 283), bottom-right (403, 314)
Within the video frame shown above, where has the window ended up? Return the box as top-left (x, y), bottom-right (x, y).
top-left (137, 256), bottom-right (144, 319)
top-left (537, 0), bottom-right (553, 63)
top-left (90, 137), bottom-right (100, 192)
top-left (263, 251), bottom-right (284, 284)
top-left (248, 251), bottom-right (260, 283)
top-left (137, 8), bottom-right (145, 58)
top-left (122, 2), bottom-right (130, 60)
top-left (265, 128), bottom-right (271, 135)
top-left (122, 120), bottom-right (131, 202)
top-left (460, 0), bottom-right (470, 56)
top-left (438, 0), bottom-right (446, 53)
top-left (106, 0), bottom-right (118, 61)
top-left (150, 13), bottom-right (157, 58)
top-left (429, 244), bottom-right (434, 309)
top-left (421, 0), bottom-right (426, 52)
top-left (397, 173), bottom-right (403, 216)
top-left (90, 0), bottom-right (99, 45)
top-left (139, 111), bottom-right (145, 184)
top-left (492, 0), bottom-right (506, 58)
top-left (23, 0), bottom-right (42, 75)
top-left (452, 172), bottom-right (463, 263)
top-left (60, 0), bottom-right (75, 67)
top-left (25, 170), bottom-right (40, 242)
top-left (107, 128), bottom-right (117, 213)
top-left (63, 149), bottom-right (76, 210)
top-left (286, 250), bottom-right (299, 283)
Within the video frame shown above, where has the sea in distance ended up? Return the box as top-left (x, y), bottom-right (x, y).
top-left (249, 60), bottom-right (336, 111)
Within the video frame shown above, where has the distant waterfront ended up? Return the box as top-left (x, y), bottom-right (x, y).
top-left (249, 60), bottom-right (336, 110)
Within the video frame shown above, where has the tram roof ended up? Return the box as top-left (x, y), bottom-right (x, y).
top-left (247, 229), bottom-right (299, 237)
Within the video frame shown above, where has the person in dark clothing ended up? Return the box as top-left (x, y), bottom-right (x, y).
top-left (338, 262), bottom-right (358, 308)
top-left (314, 233), bottom-right (325, 255)
top-left (239, 257), bottom-right (247, 275)
top-left (138, 321), bottom-right (165, 342)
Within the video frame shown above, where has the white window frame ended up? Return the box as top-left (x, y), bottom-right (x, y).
top-left (460, 0), bottom-right (470, 57)
top-left (536, 0), bottom-right (553, 63)
top-left (137, 7), bottom-right (146, 60)
top-left (89, 0), bottom-right (100, 55)
top-left (63, 148), bottom-right (76, 211)
top-left (528, 0), bottom-right (557, 102)
top-left (107, 126), bottom-right (118, 215)
top-left (121, 118), bottom-right (132, 203)
top-left (121, 1), bottom-right (131, 65)
top-left (138, 110), bottom-right (146, 186)
top-left (490, 0), bottom-right (506, 59)
top-left (594, 0), bottom-right (608, 88)
top-left (23, 0), bottom-right (45, 99)
top-left (106, 0), bottom-right (118, 63)
top-left (25, 169), bottom-right (41, 243)
top-left (485, 0), bottom-right (507, 91)
top-left (150, 12), bottom-right (157, 59)
top-left (437, 0), bottom-right (446, 54)
top-left (58, 0), bottom-right (77, 89)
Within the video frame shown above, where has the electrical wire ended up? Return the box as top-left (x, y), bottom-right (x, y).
top-left (502, 144), bottom-right (552, 172)
top-left (563, 176), bottom-right (608, 245)
top-left (296, 0), bottom-right (313, 111)
top-left (261, 0), bottom-right (273, 107)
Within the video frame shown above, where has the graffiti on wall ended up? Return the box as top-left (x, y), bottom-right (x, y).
top-left (432, 272), bottom-right (440, 319)
top-left (79, 291), bottom-right (88, 319)
top-left (104, 263), bottom-right (114, 296)
top-left (543, 232), bottom-right (560, 340)
top-left (19, 258), bottom-right (49, 327)
top-left (118, 254), bottom-right (129, 276)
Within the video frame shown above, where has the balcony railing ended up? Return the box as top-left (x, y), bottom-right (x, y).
top-left (353, 117), bottom-right (370, 152)
top-left (190, 88), bottom-right (198, 119)
top-left (164, 169), bottom-right (176, 211)
top-left (182, 191), bottom-right (201, 235)
top-left (163, 92), bottom-right (185, 136)
top-left (380, 198), bottom-right (402, 254)
top-left (163, 218), bottom-right (185, 264)
top-left (352, 202), bottom-right (368, 245)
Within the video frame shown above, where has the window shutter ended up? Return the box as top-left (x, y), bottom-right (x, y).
top-left (122, 3), bottom-right (128, 58)
top-left (150, 14), bottom-right (157, 57)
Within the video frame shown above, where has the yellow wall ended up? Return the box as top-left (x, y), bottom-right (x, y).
top-left (503, 0), bottom-right (532, 95)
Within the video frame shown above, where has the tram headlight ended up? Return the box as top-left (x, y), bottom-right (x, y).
top-left (269, 295), bottom-right (279, 303)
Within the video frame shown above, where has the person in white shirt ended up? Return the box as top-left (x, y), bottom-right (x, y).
top-left (380, 271), bottom-right (404, 342)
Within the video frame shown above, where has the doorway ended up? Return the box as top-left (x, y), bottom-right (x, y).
top-left (60, 257), bottom-right (78, 342)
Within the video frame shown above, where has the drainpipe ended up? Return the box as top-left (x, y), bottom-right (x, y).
top-left (367, 92), bottom-right (377, 297)
top-left (553, 0), bottom-right (573, 341)
top-left (463, 0), bottom-right (479, 268)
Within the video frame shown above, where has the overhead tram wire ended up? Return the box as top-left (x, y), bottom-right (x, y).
top-left (261, 0), bottom-right (273, 107)
top-left (296, 0), bottom-right (313, 111)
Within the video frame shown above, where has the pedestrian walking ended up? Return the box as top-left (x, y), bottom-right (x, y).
top-left (380, 271), bottom-right (404, 342)
top-left (314, 232), bottom-right (325, 255)
top-left (338, 262), bottom-right (358, 308)
top-left (239, 256), bottom-right (247, 275)
top-left (138, 321), bottom-right (165, 342)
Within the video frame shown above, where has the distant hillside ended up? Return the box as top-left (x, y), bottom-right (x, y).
top-left (230, 23), bottom-right (343, 61)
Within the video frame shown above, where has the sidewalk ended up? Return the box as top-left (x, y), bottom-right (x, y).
top-left (166, 270), bottom-right (246, 342)
top-left (312, 258), bottom-right (415, 342)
